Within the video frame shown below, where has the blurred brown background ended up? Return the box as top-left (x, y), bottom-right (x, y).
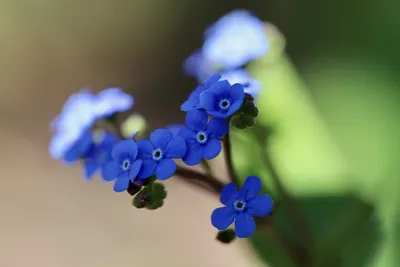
top-left (1, 0), bottom-right (399, 266)
top-left (0, 1), bottom-right (264, 267)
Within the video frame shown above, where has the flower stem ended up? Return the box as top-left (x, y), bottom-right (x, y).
top-left (175, 166), bottom-right (224, 196)
top-left (223, 132), bottom-right (240, 186)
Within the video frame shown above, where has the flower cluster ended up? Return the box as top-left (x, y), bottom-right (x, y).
top-left (183, 10), bottom-right (267, 97)
top-left (49, 10), bottom-right (273, 240)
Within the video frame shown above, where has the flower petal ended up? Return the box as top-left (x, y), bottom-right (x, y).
top-left (137, 139), bottom-right (154, 160)
top-left (203, 138), bottom-right (222, 160)
top-left (203, 73), bottom-right (222, 87)
top-left (129, 159), bottom-right (142, 180)
top-left (180, 98), bottom-right (197, 111)
top-left (199, 90), bottom-right (217, 111)
top-left (112, 140), bottom-right (138, 161)
top-left (185, 109), bottom-right (208, 132)
top-left (83, 159), bottom-right (98, 180)
top-left (235, 212), bottom-right (256, 238)
top-left (182, 144), bottom-right (204, 166)
top-left (220, 183), bottom-right (237, 205)
top-left (164, 136), bottom-right (187, 158)
top-left (225, 99), bottom-right (243, 117)
top-left (150, 129), bottom-right (173, 149)
top-left (137, 159), bottom-right (158, 179)
top-left (178, 126), bottom-right (197, 140)
top-left (248, 194), bottom-right (274, 217)
top-left (113, 172), bottom-right (130, 192)
top-left (211, 207), bottom-right (236, 230)
top-left (102, 161), bottom-right (121, 181)
top-left (206, 118), bottom-right (229, 139)
top-left (229, 83), bottom-right (245, 103)
top-left (208, 80), bottom-right (231, 98)
top-left (156, 158), bottom-right (176, 180)
top-left (241, 176), bottom-right (262, 199)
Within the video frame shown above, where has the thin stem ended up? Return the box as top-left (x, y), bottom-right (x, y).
top-left (259, 133), bottom-right (313, 265)
top-left (223, 132), bottom-right (240, 185)
top-left (175, 166), bottom-right (224, 196)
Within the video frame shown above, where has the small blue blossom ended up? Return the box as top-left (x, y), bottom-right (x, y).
top-left (102, 139), bottom-right (143, 192)
top-left (183, 50), bottom-right (217, 82)
top-left (137, 129), bottom-right (186, 180)
top-left (49, 90), bottom-right (97, 159)
top-left (211, 176), bottom-right (273, 238)
top-left (200, 80), bottom-right (245, 118)
top-left (178, 109), bottom-right (228, 166)
top-left (83, 131), bottom-right (118, 180)
top-left (166, 124), bottom-right (186, 136)
top-left (62, 129), bottom-right (93, 164)
top-left (203, 10), bottom-right (269, 70)
top-left (180, 74), bottom-right (221, 112)
top-left (220, 69), bottom-right (261, 97)
top-left (94, 87), bottom-right (134, 118)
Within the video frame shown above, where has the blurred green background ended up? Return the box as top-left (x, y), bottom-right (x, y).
top-left (0, 0), bottom-right (399, 267)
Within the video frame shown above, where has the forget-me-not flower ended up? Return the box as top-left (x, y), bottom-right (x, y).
top-left (49, 90), bottom-right (97, 159)
top-left (137, 129), bottom-right (186, 180)
top-left (183, 50), bottom-right (218, 83)
top-left (103, 139), bottom-right (143, 192)
top-left (62, 129), bottom-right (93, 164)
top-left (203, 10), bottom-right (268, 70)
top-left (178, 109), bottom-right (228, 165)
top-left (83, 131), bottom-right (118, 180)
top-left (220, 69), bottom-right (261, 97)
top-left (200, 80), bottom-right (245, 118)
top-left (180, 74), bottom-right (221, 112)
top-left (94, 87), bottom-right (134, 118)
top-left (211, 176), bottom-right (273, 238)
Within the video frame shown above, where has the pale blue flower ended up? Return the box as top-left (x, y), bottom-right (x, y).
top-left (94, 87), bottom-right (134, 118)
top-left (203, 10), bottom-right (268, 70)
top-left (220, 69), bottom-right (261, 97)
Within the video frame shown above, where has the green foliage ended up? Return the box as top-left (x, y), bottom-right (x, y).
top-left (230, 52), bottom-right (400, 266)
top-left (132, 182), bottom-right (167, 210)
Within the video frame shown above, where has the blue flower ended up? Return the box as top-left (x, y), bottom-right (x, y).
top-left (83, 131), bottom-right (118, 180)
top-left (180, 74), bottom-right (221, 112)
top-left (211, 176), bottom-right (273, 238)
top-left (62, 129), bottom-right (93, 164)
top-left (220, 69), bottom-right (261, 97)
top-left (178, 109), bottom-right (228, 165)
top-left (203, 10), bottom-right (269, 70)
top-left (49, 90), bottom-right (98, 159)
top-left (102, 139), bottom-right (143, 192)
top-left (183, 50), bottom-right (218, 82)
top-left (137, 129), bottom-right (186, 180)
top-left (200, 80), bottom-right (245, 118)
top-left (94, 87), bottom-right (134, 118)
top-left (166, 124), bottom-right (186, 136)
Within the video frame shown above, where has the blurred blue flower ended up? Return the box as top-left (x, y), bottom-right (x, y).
top-left (62, 129), bottom-right (93, 164)
top-left (203, 10), bottom-right (268, 70)
top-left (137, 129), bottom-right (186, 180)
top-left (49, 90), bottom-right (97, 159)
top-left (211, 176), bottom-right (273, 238)
top-left (178, 110), bottom-right (228, 165)
top-left (94, 87), bottom-right (134, 118)
top-left (50, 88), bottom-right (133, 160)
top-left (200, 80), bottom-right (244, 118)
top-left (180, 74), bottom-right (221, 112)
top-left (183, 50), bottom-right (217, 82)
top-left (220, 69), bottom-right (261, 97)
top-left (102, 139), bottom-right (143, 192)
top-left (83, 131), bottom-right (118, 180)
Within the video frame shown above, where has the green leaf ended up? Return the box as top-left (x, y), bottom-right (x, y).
top-left (132, 182), bottom-right (167, 210)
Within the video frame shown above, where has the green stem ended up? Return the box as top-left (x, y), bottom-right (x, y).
top-left (223, 132), bottom-right (240, 186)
